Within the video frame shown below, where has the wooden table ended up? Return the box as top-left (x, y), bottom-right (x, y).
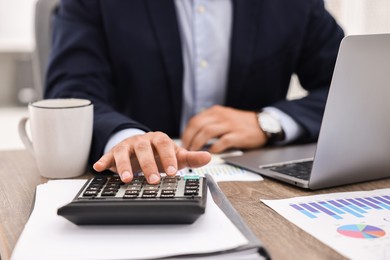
top-left (1, 150), bottom-right (389, 260)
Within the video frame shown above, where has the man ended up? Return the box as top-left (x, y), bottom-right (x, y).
top-left (45, 0), bottom-right (344, 184)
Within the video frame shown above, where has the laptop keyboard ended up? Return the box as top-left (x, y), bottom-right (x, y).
top-left (264, 161), bottom-right (313, 180)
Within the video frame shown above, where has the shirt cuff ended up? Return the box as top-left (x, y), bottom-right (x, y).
top-left (262, 106), bottom-right (304, 144)
top-left (104, 128), bottom-right (146, 154)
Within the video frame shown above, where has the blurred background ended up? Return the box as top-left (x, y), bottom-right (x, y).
top-left (0, 0), bottom-right (389, 150)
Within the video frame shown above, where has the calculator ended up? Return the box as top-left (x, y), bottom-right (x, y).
top-left (57, 175), bottom-right (207, 225)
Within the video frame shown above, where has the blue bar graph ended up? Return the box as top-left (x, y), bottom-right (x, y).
top-left (319, 201), bottom-right (345, 214)
top-left (337, 199), bottom-right (367, 214)
top-left (346, 198), bottom-right (370, 210)
top-left (328, 200), bottom-right (364, 218)
top-left (374, 196), bottom-right (390, 205)
top-left (290, 194), bottom-right (390, 219)
top-left (309, 202), bottom-right (343, 219)
top-left (356, 198), bottom-right (383, 209)
top-left (290, 204), bottom-right (317, 218)
top-left (366, 197), bottom-right (390, 210)
top-left (299, 203), bottom-right (319, 213)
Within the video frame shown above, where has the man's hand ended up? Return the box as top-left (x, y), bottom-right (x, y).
top-left (93, 132), bottom-right (211, 184)
top-left (181, 105), bottom-right (267, 153)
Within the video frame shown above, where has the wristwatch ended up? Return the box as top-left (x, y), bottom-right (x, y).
top-left (257, 111), bottom-right (285, 143)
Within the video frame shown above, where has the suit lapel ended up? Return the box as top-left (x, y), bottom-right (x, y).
top-left (146, 0), bottom-right (183, 129)
top-left (226, 0), bottom-right (260, 107)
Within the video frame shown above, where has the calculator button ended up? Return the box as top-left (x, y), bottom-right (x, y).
top-left (106, 183), bottom-right (120, 188)
top-left (184, 175), bottom-right (199, 180)
top-left (92, 176), bottom-right (107, 182)
top-left (103, 187), bottom-right (119, 192)
top-left (185, 177), bottom-right (199, 180)
top-left (128, 182), bottom-right (142, 187)
top-left (127, 186), bottom-right (141, 192)
top-left (161, 186), bottom-right (175, 191)
top-left (123, 194), bottom-right (138, 199)
top-left (83, 190), bottom-right (98, 196)
top-left (91, 178), bottom-right (107, 185)
top-left (161, 189), bottom-right (175, 194)
top-left (88, 183), bottom-right (104, 188)
top-left (185, 181), bottom-right (199, 186)
top-left (184, 189), bottom-right (199, 195)
top-left (143, 190), bottom-right (158, 195)
top-left (144, 183), bottom-right (159, 187)
top-left (160, 194), bottom-right (175, 198)
top-left (185, 177), bottom-right (199, 181)
top-left (162, 178), bottom-right (178, 183)
top-left (142, 193), bottom-right (157, 198)
top-left (125, 190), bottom-right (139, 195)
top-left (161, 185), bottom-right (176, 190)
top-left (162, 182), bottom-right (176, 186)
top-left (184, 185), bottom-right (198, 190)
top-left (132, 177), bottom-right (145, 183)
top-left (86, 186), bottom-right (101, 191)
top-left (101, 191), bottom-right (117, 196)
top-left (144, 186), bottom-right (160, 191)
top-left (107, 179), bottom-right (124, 185)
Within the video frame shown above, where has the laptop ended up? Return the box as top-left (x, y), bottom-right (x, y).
top-left (224, 34), bottom-right (390, 190)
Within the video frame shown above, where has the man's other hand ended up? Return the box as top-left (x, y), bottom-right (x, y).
top-left (181, 105), bottom-right (267, 153)
top-left (93, 132), bottom-right (211, 184)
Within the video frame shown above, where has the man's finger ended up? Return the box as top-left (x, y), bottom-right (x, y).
top-left (189, 124), bottom-right (227, 151)
top-left (209, 133), bottom-right (237, 153)
top-left (112, 145), bottom-right (134, 183)
top-left (152, 135), bottom-right (178, 176)
top-left (134, 140), bottom-right (160, 184)
top-left (177, 149), bottom-right (211, 169)
top-left (182, 113), bottom-right (215, 149)
top-left (93, 152), bottom-right (114, 172)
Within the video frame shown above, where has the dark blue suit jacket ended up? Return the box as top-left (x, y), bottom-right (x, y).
top-left (45, 0), bottom-right (344, 164)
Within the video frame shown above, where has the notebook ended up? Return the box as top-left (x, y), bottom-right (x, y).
top-left (224, 34), bottom-right (390, 190)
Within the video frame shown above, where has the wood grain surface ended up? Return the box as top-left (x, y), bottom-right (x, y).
top-left (1, 150), bottom-right (389, 260)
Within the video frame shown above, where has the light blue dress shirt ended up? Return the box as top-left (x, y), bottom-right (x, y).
top-left (104, 0), bottom-right (303, 153)
top-left (175, 0), bottom-right (232, 132)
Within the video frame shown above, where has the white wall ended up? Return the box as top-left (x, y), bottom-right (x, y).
top-left (0, 0), bottom-right (37, 52)
top-left (288, 0), bottom-right (390, 100)
top-left (326, 0), bottom-right (390, 35)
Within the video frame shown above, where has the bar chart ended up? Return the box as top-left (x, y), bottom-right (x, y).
top-left (290, 194), bottom-right (390, 220)
top-left (262, 188), bottom-right (390, 259)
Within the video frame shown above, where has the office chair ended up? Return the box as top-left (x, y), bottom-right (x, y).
top-left (32, 0), bottom-right (59, 100)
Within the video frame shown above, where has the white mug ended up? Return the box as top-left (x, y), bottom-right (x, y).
top-left (18, 99), bottom-right (93, 179)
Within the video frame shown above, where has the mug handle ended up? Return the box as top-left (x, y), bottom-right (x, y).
top-left (18, 117), bottom-right (34, 156)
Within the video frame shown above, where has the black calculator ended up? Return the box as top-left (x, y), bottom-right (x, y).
top-left (57, 175), bottom-right (207, 225)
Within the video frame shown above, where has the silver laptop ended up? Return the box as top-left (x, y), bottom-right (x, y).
top-left (224, 34), bottom-right (390, 190)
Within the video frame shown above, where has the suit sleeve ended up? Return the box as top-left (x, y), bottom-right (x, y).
top-left (273, 0), bottom-right (344, 142)
top-left (45, 0), bottom-right (149, 164)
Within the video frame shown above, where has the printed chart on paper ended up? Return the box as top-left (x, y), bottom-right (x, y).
top-left (262, 188), bottom-right (390, 259)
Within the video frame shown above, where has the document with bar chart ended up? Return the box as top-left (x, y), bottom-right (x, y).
top-left (262, 188), bottom-right (390, 259)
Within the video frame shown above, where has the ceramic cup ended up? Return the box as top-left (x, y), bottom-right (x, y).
top-left (18, 98), bottom-right (93, 178)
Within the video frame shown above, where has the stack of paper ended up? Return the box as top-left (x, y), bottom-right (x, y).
top-left (11, 180), bottom-right (250, 260)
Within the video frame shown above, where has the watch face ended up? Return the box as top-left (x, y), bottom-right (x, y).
top-left (259, 113), bottom-right (282, 134)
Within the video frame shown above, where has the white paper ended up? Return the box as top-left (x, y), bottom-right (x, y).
top-left (11, 180), bottom-right (248, 260)
top-left (174, 139), bottom-right (263, 183)
top-left (183, 164), bottom-right (263, 183)
top-left (262, 189), bottom-right (390, 260)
